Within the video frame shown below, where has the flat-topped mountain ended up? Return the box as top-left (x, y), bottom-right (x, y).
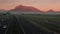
top-left (11, 5), bottom-right (42, 12)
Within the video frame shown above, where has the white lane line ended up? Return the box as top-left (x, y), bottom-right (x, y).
top-left (16, 21), bottom-right (20, 34)
top-left (5, 22), bottom-right (11, 34)
top-left (10, 26), bottom-right (12, 34)
top-left (5, 16), bottom-right (13, 34)
top-left (15, 15), bottom-right (25, 34)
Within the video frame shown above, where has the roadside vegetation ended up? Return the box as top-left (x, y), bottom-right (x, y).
top-left (20, 14), bottom-right (60, 33)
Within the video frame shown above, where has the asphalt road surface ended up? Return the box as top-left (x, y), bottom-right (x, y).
top-left (15, 15), bottom-right (54, 34)
top-left (0, 15), bottom-right (11, 34)
top-left (0, 14), bottom-right (60, 34)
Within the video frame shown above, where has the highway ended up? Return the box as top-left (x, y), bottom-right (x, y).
top-left (15, 15), bottom-right (60, 34)
top-left (5, 14), bottom-right (53, 34)
top-left (5, 15), bottom-right (24, 34)
top-left (0, 15), bottom-right (11, 34)
top-left (0, 14), bottom-right (60, 34)
top-left (15, 15), bottom-right (54, 34)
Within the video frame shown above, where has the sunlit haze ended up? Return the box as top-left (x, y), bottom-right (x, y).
top-left (0, 0), bottom-right (60, 11)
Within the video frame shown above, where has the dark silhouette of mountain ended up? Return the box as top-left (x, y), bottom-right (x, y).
top-left (47, 9), bottom-right (55, 12)
top-left (11, 5), bottom-right (42, 12)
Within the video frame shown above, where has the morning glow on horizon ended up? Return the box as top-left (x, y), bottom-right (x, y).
top-left (0, 0), bottom-right (60, 11)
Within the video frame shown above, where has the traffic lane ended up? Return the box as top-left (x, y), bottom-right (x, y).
top-left (0, 22), bottom-right (10, 34)
top-left (0, 28), bottom-right (6, 34)
top-left (18, 17), bottom-right (51, 34)
top-left (0, 16), bottom-right (11, 34)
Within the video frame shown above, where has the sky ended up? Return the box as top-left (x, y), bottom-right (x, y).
top-left (0, 0), bottom-right (60, 11)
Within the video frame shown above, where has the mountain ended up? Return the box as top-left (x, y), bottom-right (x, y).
top-left (11, 5), bottom-right (42, 12)
top-left (47, 9), bottom-right (55, 12)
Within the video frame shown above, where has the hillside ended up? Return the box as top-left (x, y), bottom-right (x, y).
top-left (11, 5), bottom-right (42, 12)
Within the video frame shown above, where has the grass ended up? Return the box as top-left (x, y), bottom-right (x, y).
top-left (20, 14), bottom-right (60, 33)
top-left (21, 14), bottom-right (60, 22)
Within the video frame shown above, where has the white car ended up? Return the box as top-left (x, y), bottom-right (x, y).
top-left (2, 25), bottom-right (7, 28)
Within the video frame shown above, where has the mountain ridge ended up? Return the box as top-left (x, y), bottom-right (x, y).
top-left (10, 5), bottom-right (42, 12)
